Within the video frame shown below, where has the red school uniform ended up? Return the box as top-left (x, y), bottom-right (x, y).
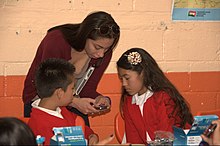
top-left (28, 107), bottom-right (94, 145)
top-left (123, 91), bottom-right (191, 144)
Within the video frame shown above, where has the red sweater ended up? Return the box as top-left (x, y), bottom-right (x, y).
top-left (28, 107), bottom-right (94, 145)
top-left (22, 29), bottom-right (112, 103)
top-left (123, 91), bottom-right (191, 144)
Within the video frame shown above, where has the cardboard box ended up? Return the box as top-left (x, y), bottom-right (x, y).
top-left (50, 126), bottom-right (86, 146)
top-left (173, 115), bottom-right (219, 146)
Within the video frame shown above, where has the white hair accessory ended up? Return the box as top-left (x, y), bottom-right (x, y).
top-left (126, 51), bottom-right (142, 65)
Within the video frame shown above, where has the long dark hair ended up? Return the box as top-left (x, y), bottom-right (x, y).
top-left (0, 117), bottom-right (37, 145)
top-left (48, 11), bottom-right (120, 52)
top-left (117, 48), bottom-right (193, 128)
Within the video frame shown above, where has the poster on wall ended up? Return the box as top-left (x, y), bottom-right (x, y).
top-left (172, 0), bottom-right (220, 21)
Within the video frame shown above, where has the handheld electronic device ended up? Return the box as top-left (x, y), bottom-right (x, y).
top-left (90, 102), bottom-right (108, 110)
top-left (203, 123), bottom-right (217, 138)
top-left (94, 104), bottom-right (108, 110)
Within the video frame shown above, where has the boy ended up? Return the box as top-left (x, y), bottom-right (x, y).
top-left (28, 58), bottom-right (99, 145)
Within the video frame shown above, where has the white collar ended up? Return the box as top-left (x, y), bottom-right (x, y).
top-left (132, 89), bottom-right (154, 105)
top-left (32, 98), bottom-right (63, 119)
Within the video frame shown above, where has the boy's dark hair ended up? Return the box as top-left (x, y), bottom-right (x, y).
top-left (0, 117), bottom-right (37, 145)
top-left (35, 58), bottom-right (75, 98)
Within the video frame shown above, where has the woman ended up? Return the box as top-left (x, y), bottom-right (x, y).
top-left (23, 11), bottom-right (120, 126)
top-left (117, 48), bottom-right (193, 144)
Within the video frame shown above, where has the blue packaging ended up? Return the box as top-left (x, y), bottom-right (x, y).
top-left (173, 115), bottom-right (219, 146)
top-left (50, 126), bottom-right (86, 146)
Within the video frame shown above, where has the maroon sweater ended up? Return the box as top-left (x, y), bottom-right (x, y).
top-left (22, 29), bottom-right (112, 103)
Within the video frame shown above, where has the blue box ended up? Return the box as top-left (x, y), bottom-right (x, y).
top-left (50, 126), bottom-right (86, 146)
top-left (173, 115), bottom-right (219, 145)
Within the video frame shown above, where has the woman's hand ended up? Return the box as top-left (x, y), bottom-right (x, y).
top-left (69, 97), bottom-right (97, 115)
top-left (201, 120), bottom-right (220, 145)
top-left (69, 95), bottom-right (111, 115)
top-left (93, 95), bottom-right (111, 110)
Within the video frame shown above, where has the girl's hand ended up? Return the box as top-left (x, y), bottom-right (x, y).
top-left (88, 134), bottom-right (99, 145)
top-left (89, 134), bottom-right (114, 146)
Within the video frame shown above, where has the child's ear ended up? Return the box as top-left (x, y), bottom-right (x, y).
top-left (56, 88), bottom-right (64, 99)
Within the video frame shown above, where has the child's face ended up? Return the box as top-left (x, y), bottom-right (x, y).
top-left (61, 81), bottom-right (75, 106)
top-left (117, 67), bottom-right (147, 96)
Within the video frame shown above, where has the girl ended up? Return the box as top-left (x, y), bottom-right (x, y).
top-left (117, 48), bottom-right (193, 144)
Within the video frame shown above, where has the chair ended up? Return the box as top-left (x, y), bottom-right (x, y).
top-left (114, 112), bottom-right (125, 144)
top-left (75, 116), bottom-right (85, 134)
top-left (196, 109), bottom-right (220, 118)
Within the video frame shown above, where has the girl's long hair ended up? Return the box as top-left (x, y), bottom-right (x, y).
top-left (117, 48), bottom-right (194, 128)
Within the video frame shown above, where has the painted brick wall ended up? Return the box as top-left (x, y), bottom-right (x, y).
top-left (0, 0), bottom-right (220, 144)
top-left (0, 72), bottom-right (219, 144)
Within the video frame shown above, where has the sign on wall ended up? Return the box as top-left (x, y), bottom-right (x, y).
top-left (172, 0), bottom-right (220, 21)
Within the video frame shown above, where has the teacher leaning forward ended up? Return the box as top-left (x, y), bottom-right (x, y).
top-left (22, 11), bottom-right (120, 126)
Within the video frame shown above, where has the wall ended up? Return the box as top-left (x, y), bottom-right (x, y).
top-left (0, 0), bottom-right (220, 144)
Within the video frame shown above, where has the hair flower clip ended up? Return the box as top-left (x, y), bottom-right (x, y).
top-left (127, 52), bottom-right (142, 65)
